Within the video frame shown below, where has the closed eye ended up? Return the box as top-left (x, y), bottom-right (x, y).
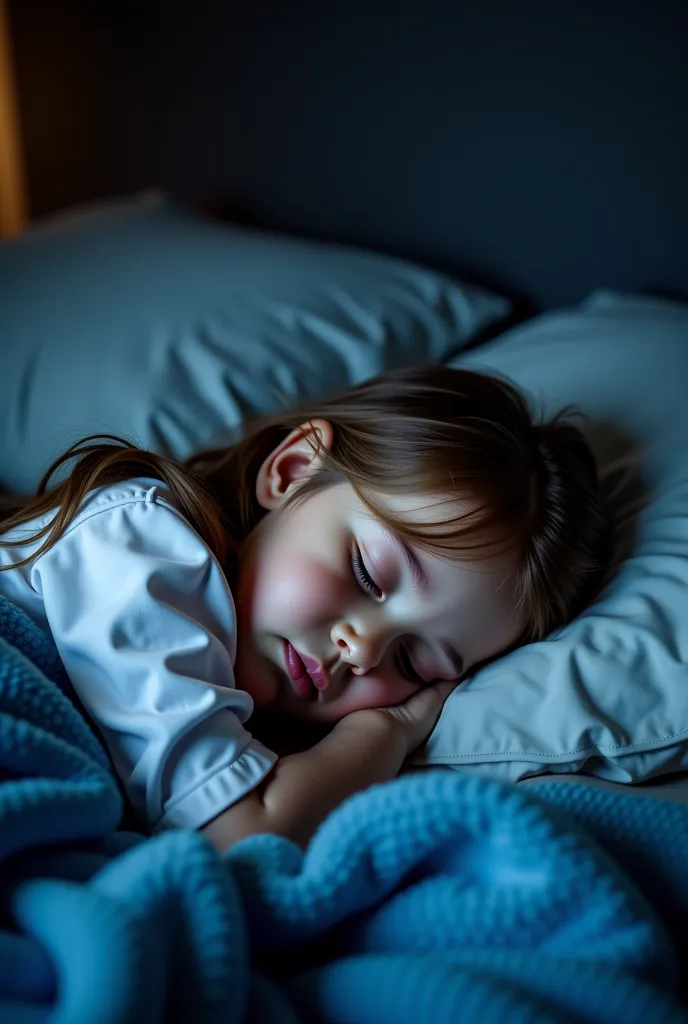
top-left (352, 548), bottom-right (429, 685)
top-left (396, 644), bottom-right (425, 685)
top-left (351, 547), bottom-right (383, 600)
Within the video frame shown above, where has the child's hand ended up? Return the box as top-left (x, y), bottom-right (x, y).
top-left (352, 680), bottom-right (459, 757)
top-left (205, 680), bottom-right (460, 853)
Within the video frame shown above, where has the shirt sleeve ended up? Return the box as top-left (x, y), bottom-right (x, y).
top-left (30, 489), bottom-right (278, 832)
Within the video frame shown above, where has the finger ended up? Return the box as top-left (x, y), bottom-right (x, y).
top-left (404, 684), bottom-right (451, 719)
top-left (432, 679), bottom-right (460, 701)
top-left (404, 680), bottom-right (453, 710)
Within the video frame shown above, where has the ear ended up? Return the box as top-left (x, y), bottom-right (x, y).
top-left (255, 419), bottom-right (334, 511)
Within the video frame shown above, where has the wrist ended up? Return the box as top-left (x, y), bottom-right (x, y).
top-left (259, 707), bottom-right (409, 849)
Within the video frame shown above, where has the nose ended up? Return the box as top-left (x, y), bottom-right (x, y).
top-left (330, 621), bottom-right (388, 675)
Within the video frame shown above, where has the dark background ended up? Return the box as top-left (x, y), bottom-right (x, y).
top-left (7, 0), bottom-right (688, 310)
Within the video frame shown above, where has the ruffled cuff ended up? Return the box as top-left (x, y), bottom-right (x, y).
top-left (154, 738), bottom-right (278, 832)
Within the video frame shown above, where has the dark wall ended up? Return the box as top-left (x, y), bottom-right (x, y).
top-left (8, 1), bottom-right (688, 310)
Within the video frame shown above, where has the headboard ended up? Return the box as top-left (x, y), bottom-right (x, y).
top-left (8, 0), bottom-right (688, 311)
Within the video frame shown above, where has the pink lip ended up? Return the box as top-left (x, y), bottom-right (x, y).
top-left (283, 641), bottom-right (314, 699)
top-left (282, 641), bottom-right (330, 696)
top-left (298, 650), bottom-right (331, 691)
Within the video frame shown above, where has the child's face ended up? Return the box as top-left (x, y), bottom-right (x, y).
top-left (232, 421), bottom-right (526, 723)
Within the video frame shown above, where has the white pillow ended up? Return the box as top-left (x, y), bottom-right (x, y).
top-left (0, 196), bottom-right (509, 493)
top-left (413, 292), bottom-right (688, 784)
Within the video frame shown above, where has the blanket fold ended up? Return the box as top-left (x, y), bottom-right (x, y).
top-left (1, 594), bottom-right (687, 1024)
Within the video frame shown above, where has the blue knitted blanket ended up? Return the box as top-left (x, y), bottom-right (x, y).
top-left (2, 594), bottom-right (688, 1024)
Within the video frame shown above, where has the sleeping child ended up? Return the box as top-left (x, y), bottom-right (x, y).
top-left (0, 366), bottom-right (607, 850)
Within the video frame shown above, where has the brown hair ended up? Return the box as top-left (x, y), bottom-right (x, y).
top-left (0, 365), bottom-right (608, 641)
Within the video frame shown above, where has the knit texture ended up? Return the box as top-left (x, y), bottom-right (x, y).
top-left (1, 593), bottom-right (688, 1023)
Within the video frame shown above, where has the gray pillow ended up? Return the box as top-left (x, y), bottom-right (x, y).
top-left (414, 291), bottom-right (688, 785)
top-left (0, 194), bottom-right (509, 493)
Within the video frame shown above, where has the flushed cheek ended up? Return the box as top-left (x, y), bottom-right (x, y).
top-left (251, 557), bottom-right (343, 631)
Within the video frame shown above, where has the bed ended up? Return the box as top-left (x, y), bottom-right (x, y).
top-left (2, 2), bottom-right (688, 1020)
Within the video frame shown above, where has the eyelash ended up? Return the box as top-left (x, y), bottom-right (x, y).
top-left (351, 548), bottom-right (383, 600)
top-left (396, 644), bottom-right (424, 686)
top-left (351, 547), bottom-right (423, 685)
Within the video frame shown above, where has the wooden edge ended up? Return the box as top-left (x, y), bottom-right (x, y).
top-left (0, 0), bottom-right (27, 236)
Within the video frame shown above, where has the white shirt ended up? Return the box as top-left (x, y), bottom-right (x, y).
top-left (0, 477), bottom-right (277, 832)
